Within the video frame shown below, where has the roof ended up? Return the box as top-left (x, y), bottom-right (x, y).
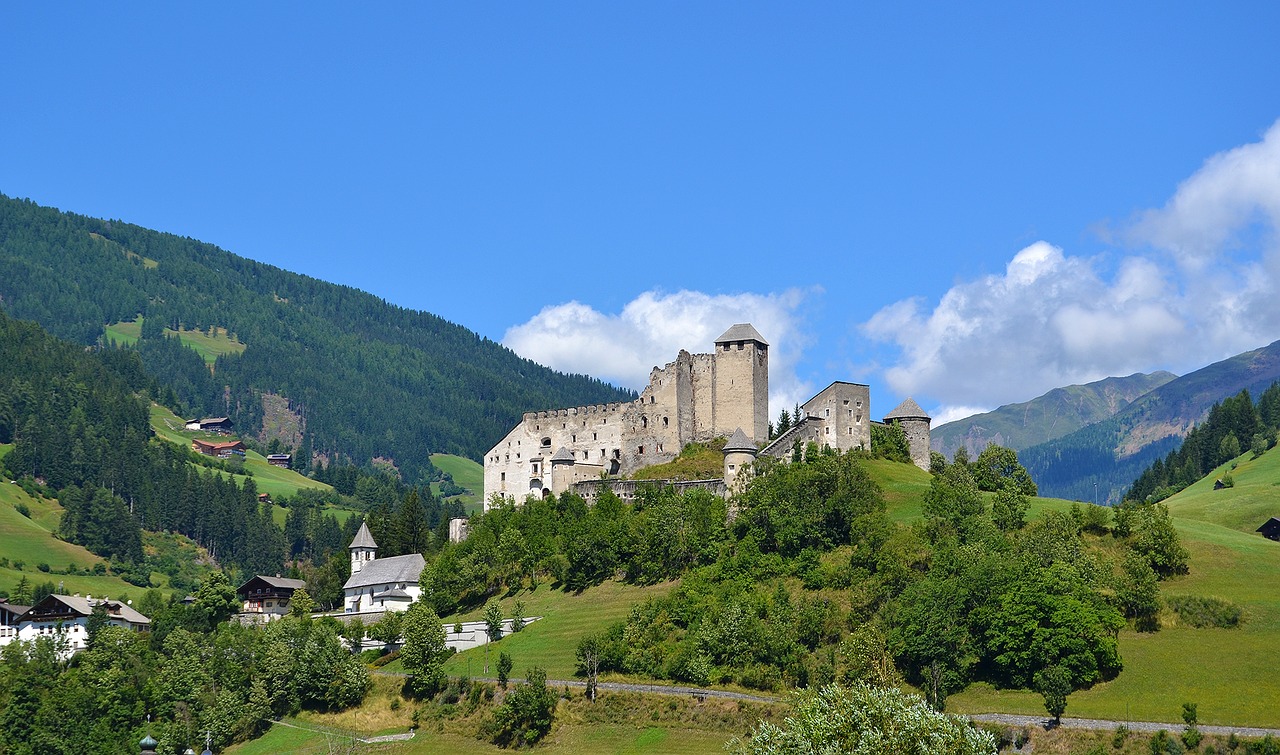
top-left (714, 323), bottom-right (768, 346)
top-left (28, 594), bottom-right (150, 625)
top-left (1257, 517), bottom-right (1280, 533)
top-left (192, 439), bottom-right (245, 450)
top-left (371, 588), bottom-right (414, 600)
top-left (200, 417), bottom-right (230, 424)
top-left (884, 397), bottom-right (930, 420)
top-left (0, 601), bottom-right (30, 619)
top-left (550, 446), bottom-right (576, 462)
top-left (343, 553), bottom-right (426, 590)
top-left (349, 521), bottom-right (378, 550)
top-left (238, 575), bottom-right (307, 594)
top-left (722, 428), bottom-right (757, 453)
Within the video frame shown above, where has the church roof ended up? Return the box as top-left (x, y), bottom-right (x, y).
top-left (550, 446), bottom-right (576, 462)
top-left (349, 521), bottom-right (378, 550)
top-left (715, 323), bottom-right (768, 346)
top-left (884, 397), bottom-right (930, 420)
top-left (343, 553), bottom-right (426, 590)
top-left (722, 428), bottom-right (757, 453)
top-left (372, 587), bottom-right (414, 600)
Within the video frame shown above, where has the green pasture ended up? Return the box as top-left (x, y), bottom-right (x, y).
top-left (1163, 445), bottom-right (1280, 533)
top-left (422, 580), bottom-right (677, 682)
top-left (103, 315), bottom-right (245, 365)
top-left (431, 453), bottom-right (483, 512)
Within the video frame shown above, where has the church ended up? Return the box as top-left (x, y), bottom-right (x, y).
top-left (341, 522), bottom-right (425, 614)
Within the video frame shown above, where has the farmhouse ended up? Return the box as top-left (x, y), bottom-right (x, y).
top-left (0, 599), bottom-right (30, 646)
top-left (0, 594), bottom-right (150, 657)
top-left (237, 575), bottom-right (308, 621)
top-left (342, 522), bottom-right (425, 614)
top-left (185, 416), bottom-right (233, 433)
top-left (192, 438), bottom-right (246, 458)
top-left (483, 324), bottom-right (932, 506)
top-left (266, 453), bottom-right (291, 468)
top-left (1258, 517), bottom-right (1280, 541)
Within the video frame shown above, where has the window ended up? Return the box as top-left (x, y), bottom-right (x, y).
top-left (843, 400), bottom-right (849, 405)
top-left (500, 472), bottom-right (506, 481)
top-left (663, 417), bottom-right (669, 427)
top-left (638, 446), bottom-right (645, 454)
top-left (825, 408), bottom-right (830, 418)
top-left (541, 437), bottom-right (551, 447)
top-left (657, 444), bottom-right (664, 452)
top-left (642, 416), bottom-right (648, 428)
top-left (737, 342), bottom-right (744, 350)
top-left (571, 434), bottom-right (576, 442)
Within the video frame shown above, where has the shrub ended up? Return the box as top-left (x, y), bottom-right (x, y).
top-left (36, 563), bottom-right (50, 572)
top-left (372, 649), bottom-right (401, 667)
top-left (1114, 725), bottom-right (1130, 748)
top-left (15, 502), bottom-right (30, 518)
top-left (1167, 595), bottom-right (1243, 628)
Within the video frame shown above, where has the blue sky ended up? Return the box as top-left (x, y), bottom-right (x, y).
top-left (4, 4), bottom-right (1280, 425)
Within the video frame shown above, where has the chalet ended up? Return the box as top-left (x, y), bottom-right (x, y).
top-left (237, 575), bottom-right (308, 620)
top-left (1257, 517), bottom-right (1280, 542)
top-left (342, 522), bottom-right (424, 614)
top-left (266, 453), bottom-right (291, 468)
top-left (0, 599), bottom-right (30, 646)
top-left (185, 417), bottom-right (233, 433)
top-left (192, 438), bottom-right (246, 458)
top-left (10, 594), bottom-right (149, 656)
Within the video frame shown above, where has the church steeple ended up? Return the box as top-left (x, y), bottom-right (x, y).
top-left (349, 521), bottom-right (378, 574)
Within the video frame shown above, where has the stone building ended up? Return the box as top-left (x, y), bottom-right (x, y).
top-left (483, 324), bottom-right (933, 504)
top-left (483, 324), bottom-right (770, 507)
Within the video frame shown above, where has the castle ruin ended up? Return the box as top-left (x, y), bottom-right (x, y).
top-left (482, 324), bottom-right (931, 507)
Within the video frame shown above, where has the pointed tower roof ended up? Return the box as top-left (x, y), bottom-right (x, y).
top-left (349, 521), bottom-right (378, 550)
top-left (722, 428), bottom-right (757, 454)
top-left (550, 446), bottom-right (576, 463)
top-left (884, 397), bottom-right (930, 420)
top-left (714, 323), bottom-right (768, 346)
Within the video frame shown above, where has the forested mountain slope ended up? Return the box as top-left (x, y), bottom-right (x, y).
top-left (0, 194), bottom-right (632, 481)
top-left (932, 371), bottom-right (1177, 459)
top-left (1021, 339), bottom-right (1280, 502)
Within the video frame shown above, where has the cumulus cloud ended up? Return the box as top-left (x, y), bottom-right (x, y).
top-left (503, 288), bottom-right (816, 418)
top-left (865, 119), bottom-right (1280, 423)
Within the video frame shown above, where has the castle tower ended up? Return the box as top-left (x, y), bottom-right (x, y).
top-left (712, 324), bottom-right (769, 444)
top-left (722, 428), bottom-right (758, 493)
top-left (349, 521), bottom-right (378, 574)
top-left (884, 398), bottom-right (932, 471)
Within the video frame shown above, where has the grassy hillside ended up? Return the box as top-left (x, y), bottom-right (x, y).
top-left (0, 472), bottom-right (168, 601)
top-left (149, 403), bottom-right (333, 499)
top-left (104, 314), bottom-right (246, 365)
top-left (1161, 444), bottom-right (1280, 534)
top-left (932, 371), bottom-right (1177, 460)
top-left (431, 453), bottom-right (483, 513)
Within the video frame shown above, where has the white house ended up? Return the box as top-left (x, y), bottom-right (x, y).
top-left (342, 522), bottom-right (425, 614)
top-left (3, 594), bottom-right (149, 657)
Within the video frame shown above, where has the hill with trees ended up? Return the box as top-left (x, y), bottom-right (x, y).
top-left (1019, 339), bottom-right (1280, 502)
top-left (0, 193), bottom-right (633, 483)
top-left (931, 371), bottom-right (1177, 460)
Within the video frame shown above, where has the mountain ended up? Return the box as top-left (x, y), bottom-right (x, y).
top-left (1021, 339), bottom-right (1280, 502)
top-left (931, 371), bottom-right (1178, 459)
top-left (0, 194), bottom-right (633, 482)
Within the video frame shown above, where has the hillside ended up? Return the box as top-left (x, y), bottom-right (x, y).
top-left (1021, 339), bottom-right (1280, 502)
top-left (0, 193), bottom-right (634, 482)
top-left (931, 371), bottom-right (1177, 460)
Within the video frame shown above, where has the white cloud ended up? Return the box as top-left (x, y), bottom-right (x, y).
top-left (503, 288), bottom-right (816, 418)
top-left (864, 119), bottom-right (1280, 424)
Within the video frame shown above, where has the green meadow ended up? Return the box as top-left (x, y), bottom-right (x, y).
top-left (431, 453), bottom-right (483, 512)
top-left (103, 315), bottom-right (246, 365)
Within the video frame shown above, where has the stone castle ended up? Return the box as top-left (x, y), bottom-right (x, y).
top-left (482, 324), bottom-right (930, 507)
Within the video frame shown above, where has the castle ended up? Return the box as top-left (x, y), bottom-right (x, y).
top-left (482, 324), bottom-right (930, 507)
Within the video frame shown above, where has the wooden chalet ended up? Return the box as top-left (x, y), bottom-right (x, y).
top-left (237, 575), bottom-right (308, 619)
top-left (192, 438), bottom-right (246, 458)
top-left (16, 594), bottom-right (149, 656)
top-left (185, 417), bottom-right (234, 433)
top-left (1257, 517), bottom-right (1280, 542)
top-left (266, 453), bottom-right (291, 468)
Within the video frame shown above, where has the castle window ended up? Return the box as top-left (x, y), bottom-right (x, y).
top-left (843, 400), bottom-right (849, 405)
top-left (505, 454), bottom-right (510, 461)
top-left (737, 342), bottom-right (744, 350)
top-left (613, 449), bottom-right (621, 459)
top-left (572, 434), bottom-right (576, 443)
top-left (728, 464), bottom-right (736, 471)
top-left (657, 444), bottom-right (664, 452)
top-left (501, 472), bottom-right (506, 481)
top-left (638, 446), bottom-right (644, 454)
top-left (825, 408), bottom-right (830, 418)
top-left (825, 426), bottom-right (830, 435)
top-left (650, 395), bottom-right (655, 404)
top-left (849, 428), bottom-right (854, 435)
top-left (541, 437), bottom-right (551, 447)
top-left (642, 417), bottom-right (648, 428)
top-left (856, 400), bottom-right (862, 408)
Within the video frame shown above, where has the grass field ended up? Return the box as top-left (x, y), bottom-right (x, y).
top-left (949, 450), bottom-right (1280, 727)
top-left (103, 315), bottom-right (246, 365)
top-left (431, 454), bottom-right (483, 512)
